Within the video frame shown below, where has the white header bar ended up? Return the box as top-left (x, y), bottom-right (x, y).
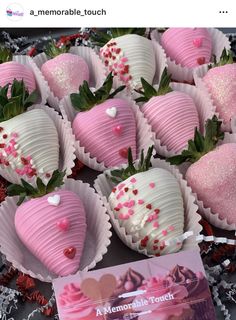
top-left (0, 0), bottom-right (235, 27)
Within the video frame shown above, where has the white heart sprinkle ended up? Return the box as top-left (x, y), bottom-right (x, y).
top-left (47, 194), bottom-right (61, 206)
top-left (106, 107), bottom-right (117, 118)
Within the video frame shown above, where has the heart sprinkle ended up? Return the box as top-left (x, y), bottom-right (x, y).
top-left (193, 38), bottom-right (203, 48)
top-left (197, 57), bottom-right (206, 65)
top-left (112, 125), bottom-right (122, 136)
top-left (57, 218), bottom-right (70, 231)
top-left (149, 182), bottom-right (155, 189)
top-left (132, 189), bottom-right (138, 195)
top-left (138, 199), bottom-right (144, 205)
top-left (47, 194), bottom-right (61, 206)
top-left (106, 107), bottom-right (117, 118)
top-left (153, 221), bottom-right (159, 228)
top-left (63, 247), bottom-right (76, 259)
top-left (130, 177), bottom-right (137, 183)
top-left (119, 148), bottom-right (128, 158)
top-left (146, 204), bottom-right (152, 210)
top-left (162, 230), bottom-right (168, 236)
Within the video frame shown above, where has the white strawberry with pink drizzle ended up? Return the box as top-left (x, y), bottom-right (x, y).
top-left (202, 49), bottom-right (236, 131)
top-left (168, 116), bottom-right (236, 227)
top-left (108, 147), bottom-right (184, 256)
top-left (0, 46), bottom-right (36, 93)
top-left (71, 73), bottom-right (137, 167)
top-left (161, 28), bottom-right (212, 68)
top-left (41, 41), bottom-right (89, 99)
top-left (93, 29), bottom-right (155, 90)
top-left (0, 80), bottom-right (59, 184)
top-left (137, 69), bottom-right (199, 153)
top-left (8, 170), bottom-right (87, 276)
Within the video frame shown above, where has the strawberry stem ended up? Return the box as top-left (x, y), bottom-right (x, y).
top-left (209, 48), bottom-right (234, 69)
top-left (44, 41), bottom-right (70, 58)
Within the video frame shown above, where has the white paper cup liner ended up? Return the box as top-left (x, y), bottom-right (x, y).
top-left (151, 28), bottom-right (231, 83)
top-left (94, 158), bottom-right (201, 257)
top-left (33, 47), bottom-right (106, 111)
top-left (0, 105), bottom-right (76, 184)
top-left (177, 133), bottom-right (236, 231)
top-left (142, 82), bottom-right (216, 158)
top-left (0, 178), bottom-right (112, 282)
top-left (13, 55), bottom-right (49, 105)
top-left (60, 92), bottom-right (154, 171)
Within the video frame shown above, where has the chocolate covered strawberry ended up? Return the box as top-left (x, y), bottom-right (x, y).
top-left (168, 117), bottom-right (236, 226)
top-left (161, 28), bottom-right (212, 68)
top-left (108, 146), bottom-right (184, 256)
top-left (136, 68), bottom-right (199, 153)
top-left (71, 73), bottom-right (137, 167)
top-left (92, 28), bottom-right (155, 90)
top-left (41, 41), bottom-right (89, 99)
top-left (0, 80), bottom-right (59, 184)
top-left (202, 49), bottom-right (236, 131)
top-left (8, 170), bottom-right (87, 276)
top-left (0, 46), bottom-right (36, 92)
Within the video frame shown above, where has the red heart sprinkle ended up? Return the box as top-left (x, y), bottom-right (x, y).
top-left (154, 239), bottom-right (159, 244)
top-left (57, 218), bottom-right (70, 231)
top-left (153, 245), bottom-right (158, 251)
top-left (146, 204), bottom-right (152, 210)
top-left (119, 148), bottom-right (128, 158)
top-left (132, 189), bottom-right (138, 195)
top-left (114, 207), bottom-right (120, 211)
top-left (112, 125), bottom-right (123, 136)
top-left (63, 247), bottom-right (76, 259)
top-left (154, 209), bottom-right (160, 214)
top-left (112, 188), bottom-right (117, 193)
top-left (197, 57), bottom-right (205, 65)
top-left (124, 187), bottom-right (129, 192)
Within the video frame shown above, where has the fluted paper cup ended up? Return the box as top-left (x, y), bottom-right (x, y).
top-left (0, 178), bottom-right (112, 282)
top-left (0, 105), bottom-right (76, 185)
top-left (60, 92), bottom-right (154, 171)
top-left (94, 158), bottom-right (201, 256)
top-left (33, 46), bottom-right (106, 111)
top-left (151, 28), bottom-right (230, 83)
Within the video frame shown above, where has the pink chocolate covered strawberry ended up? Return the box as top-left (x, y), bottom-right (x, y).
top-left (41, 41), bottom-right (89, 99)
top-left (161, 28), bottom-right (212, 68)
top-left (137, 68), bottom-right (199, 153)
top-left (202, 49), bottom-right (236, 131)
top-left (8, 170), bottom-right (87, 276)
top-left (168, 116), bottom-right (236, 226)
top-left (92, 28), bottom-right (156, 90)
top-left (0, 46), bottom-right (36, 93)
top-left (71, 73), bottom-right (137, 167)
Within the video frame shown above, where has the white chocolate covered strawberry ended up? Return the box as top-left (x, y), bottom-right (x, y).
top-left (8, 171), bottom-right (87, 276)
top-left (71, 74), bottom-right (137, 167)
top-left (41, 42), bottom-right (89, 99)
top-left (0, 80), bottom-right (59, 184)
top-left (93, 29), bottom-right (156, 90)
top-left (137, 69), bottom-right (199, 153)
top-left (0, 46), bottom-right (36, 93)
top-left (202, 49), bottom-right (236, 131)
top-left (168, 117), bottom-right (236, 226)
top-left (108, 147), bottom-right (184, 256)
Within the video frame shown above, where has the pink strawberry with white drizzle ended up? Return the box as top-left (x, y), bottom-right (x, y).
top-left (0, 80), bottom-right (59, 184)
top-left (202, 49), bottom-right (236, 131)
top-left (0, 46), bottom-right (36, 93)
top-left (41, 41), bottom-right (89, 99)
top-left (161, 28), bottom-right (212, 68)
top-left (93, 29), bottom-right (155, 90)
top-left (8, 170), bottom-right (87, 276)
top-left (71, 73), bottom-right (137, 167)
top-left (137, 69), bottom-right (199, 153)
top-left (108, 147), bottom-right (184, 256)
top-left (168, 117), bottom-right (236, 226)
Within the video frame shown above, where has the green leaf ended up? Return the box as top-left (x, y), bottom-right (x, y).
top-left (36, 177), bottom-right (46, 195)
top-left (157, 68), bottom-right (172, 96)
top-left (7, 184), bottom-right (26, 196)
top-left (46, 170), bottom-right (66, 193)
top-left (21, 179), bottom-right (37, 196)
top-left (141, 78), bottom-right (157, 99)
top-left (24, 90), bottom-right (38, 108)
top-left (0, 46), bottom-right (12, 64)
top-left (108, 85), bottom-right (126, 99)
top-left (44, 41), bottom-right (69, 58)
top-left (210, 48), bottom-right (234, 68)
top-left (3, 99), bottom-right (25, 121)
top-left (17, 193), bottom-right (27, 206)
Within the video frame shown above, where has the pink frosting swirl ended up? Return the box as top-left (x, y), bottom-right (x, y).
top-left (59, 283), bottom-right (97, 320)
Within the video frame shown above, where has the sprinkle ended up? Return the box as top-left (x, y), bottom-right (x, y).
top-left (149, 182), bottom-right (155, 189)
top-left (130, 177), bottom-right (136, 183)
top-left (193, 38), bottom-right (203, 48)
top-left (146, 204), bottom-right (152, 210)
top-left (117, 203), bottom-right (123, 209)
top-left (169, 226), bottom-right (175, 231)
top-left (153, 245), bottom-right (158, 251)
top-left (121, 57), bottom-right (128, 63)
top-left (132, 189), bottom-right (138, 195)
top-left (153, 221), bottom-right (159, 228)
top-left (197, 57), bottom-right (206, 65)
top-left (0, 127), bottom-right (3, 132)
top-left (124, 187), bottom-right (129, 192)
top-left (118, 183), bottom-right (125, 190)
top-left (162, 230), bottom-right (168, 236)
top-left (154, 209), bottom-right (160, 214)
top-left (128, 209), bottom-right (134, 215)
top-left (118, 213), bottom-right (130, 220)
top-left (138, 199), bottom-right (144, 205)
top-left (112, 125), bottom-right (122, 136)
top-left (119, 148), bottom-right (128, 159)
top-left (0, 143), bottom-right (5, 148)
top-left (112, 187), bottom-right (117, 193)
top-left (114, 207), bottom-right (120, 211)
top-left (2, 134), bottom-right (8, 139)
top-left (140, 236), bottom-right (149, 247)
top-left (11, 132), bottom-right (18, 138)
top-left (155, 253), bottom-right (160, 257)
top-left (154, 239), bottom-right (159, 244)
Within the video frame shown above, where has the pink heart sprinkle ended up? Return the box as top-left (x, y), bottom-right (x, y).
top-left (153, 222), bottom-right (159, 228)
top-left (193, 38), bottom-right (203, 48)
top-left (112, 125), bottom-right (123, 136)
top-left (138, 199), bottom-right (144, 205)
top-left (117, 203), bottom-right (123, 209)
top-left (118, 183), bottom-right (125, 190)
top-left (57, 218), bottom-right (70, 231)
top-left (127, 200), bottom-right (135, 208)
top-left (130, 177), bottom-right (136, 183)
top-left (128, 209), bottom-right (134, 215)
top-left (149, 182), bottom-right (155, 189)
top-left (123, 201), bottom-right (129, 207)
top-left (169, 226), bottom-right (175, 231)
top-left (119, 190), bottom-right (124, 196)
top-left (118, 213), bottom-right (130, 220)
top-left (162, 230), bottom-right (168, 236)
